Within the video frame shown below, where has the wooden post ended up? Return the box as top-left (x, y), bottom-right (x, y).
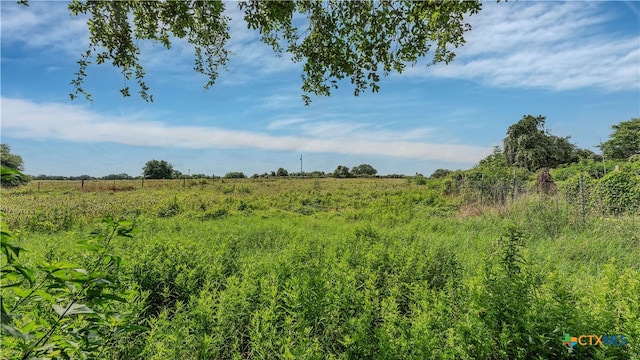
top-left (579, 174), bottom-right (585, 222)
top-left (511, 169), bottom-right (516, 203)
top-left (142, 177), bottom-right (144, 188)
top-left (81, 179), bottom-right (84, 190)
top-left (480, 173), bottom-right (484, 205)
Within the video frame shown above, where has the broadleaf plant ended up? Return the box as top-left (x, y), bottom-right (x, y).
top-left (0, 203), bottom-right (145, 359)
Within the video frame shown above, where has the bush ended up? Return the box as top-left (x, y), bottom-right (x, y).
top-left (224, 172), bottom-right (246, 179)
top-left (595, 170), bottom-right (640, 215)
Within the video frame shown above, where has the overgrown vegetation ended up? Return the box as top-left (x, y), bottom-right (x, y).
top-left (1, 116), bottom-right (638, 358)
top-left (1, 175), bottom-right (638, 359)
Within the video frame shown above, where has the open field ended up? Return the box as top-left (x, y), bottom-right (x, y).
top-left (1, 178), bottom-right (639, 359)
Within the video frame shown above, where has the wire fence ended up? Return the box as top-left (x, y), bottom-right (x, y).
top-left (449, 171), bottom-right (640, 219)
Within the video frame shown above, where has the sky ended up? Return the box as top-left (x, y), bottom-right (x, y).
top-left (1, 1), bottom-right (639, 177)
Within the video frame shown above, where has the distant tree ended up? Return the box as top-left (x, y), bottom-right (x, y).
top-left (573, 148), bottom-right (603, 162)
top-left (384, 174), bottom-right (406, 179)
top-left (430, 168), bottom-right (452, 179)
top-left (351, 164), bottom-right (377, 176)
top-left (224, 172), bottom-right (246, 179)
top-left (276, 168), bottom-right (289, 177)
top-left (503, 115), bottom-right (576, 171)
top-left (70, 175), bottom-right (96, 180)
top-left (143, 160), bottom-right (174, 179)
top-left (333, 165), bottom-right (351, 178)
top-left (601, 118), bottom-right (640, 160)
top-left (1, 144), bottom-right (30, 187)
top-left (102, 173), bottom-right (132, 180)
top-left (33, 175), bottom-right (68, 180)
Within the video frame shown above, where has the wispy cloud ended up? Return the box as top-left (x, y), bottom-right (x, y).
top-left (267, 117), bottom-right (312, 130)
top-left (407, 2), bottom-right (639, 92)
top-left (1, 97), bottom-right (490, 164)
top-left (1, 2), bottom-right (88, 56)
top-left (0, 2), bottom-right (296, 82)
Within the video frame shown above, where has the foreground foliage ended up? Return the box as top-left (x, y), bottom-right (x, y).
top-left (1, 215), bottom-right (143, 359)
top-left (19, 1), bottom-right (481, 103)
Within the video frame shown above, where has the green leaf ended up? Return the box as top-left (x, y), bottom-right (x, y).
top-left (13, 264), bottom-right (35, 287)
top-left (1, 323), bottom-right (33, 341)
top-left (52, 303), bottom-right (95, 317)
top-left (1, 296), bottom-right (13, 324)
top-left (50, 268), bottom-right (90, 283)
top-left (40, 261), bottom-right (82, 272)
top-left (101, 215), bottom-right (115, 226)
top-left (1, 238), bottom-right (24, 263)
top-left (0, 167), bottom-right (20, 177)
top-left (0, 271), bottom-right (24, 288)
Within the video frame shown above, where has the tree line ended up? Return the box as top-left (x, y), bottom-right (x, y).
top-left (428, 116), bottom-right (639, 179)
top-left (138, 161), bottom-right (380, 180)
top-left (1, 117), bottom-right (638, 187)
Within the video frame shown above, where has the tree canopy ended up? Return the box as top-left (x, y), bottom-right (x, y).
top-left (333, 165), bottom-right (351, 178)
top-left (276, 168), bottom-right (288, 177)
top-left (19, 0), bottom-right (481, 104)
top-left (601, 118), bottom-right (640, 160)
top-left (0, 144), bottom-right (29, 187)
top-left (351, 164), bottom-right (377, 176)
top-left (143, 160), bottom-right (175, 179)
top-left (503, 115), bottom-right (576, 171)
top-left (0, 144), bottom-right (24, 171)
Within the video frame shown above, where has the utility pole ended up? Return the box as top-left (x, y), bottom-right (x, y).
top-left (300, 154), bottom-right (303, 175)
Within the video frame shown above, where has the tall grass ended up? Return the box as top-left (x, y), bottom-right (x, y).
top-left (1, 179), bottom-right (638, 359)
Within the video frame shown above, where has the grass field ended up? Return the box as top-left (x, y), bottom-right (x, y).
top-left (1, 178), bottom-right (638, 359)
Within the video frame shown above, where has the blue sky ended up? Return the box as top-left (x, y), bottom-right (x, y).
top-left (1, 1), bottom-right (639, 177)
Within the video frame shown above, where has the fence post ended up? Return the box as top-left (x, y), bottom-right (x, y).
top-left (511, 169), bottom-right (516, 203)
top-left (81, 179), bottom-right (84, 190)
top-left (142, 177), bottom-right (144, 188)
top-left (579, 174), bottom-right (585, 222)
top-left (480, 173), bottom-right (484, 205)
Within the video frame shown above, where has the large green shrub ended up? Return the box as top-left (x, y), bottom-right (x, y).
top-left (595, 170), bottom-right (640, 215)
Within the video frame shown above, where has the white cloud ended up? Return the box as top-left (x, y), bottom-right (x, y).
top-left (1, 1), bottom-right (89, 56)
top-left (1, 97), bottom-right (490, 164)
top-left (267, 117), bottom-right (312, 130)
top-left (0, 2), bottom-right (296, 82)
top-left (407, 1), bottom-right (640, 92)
